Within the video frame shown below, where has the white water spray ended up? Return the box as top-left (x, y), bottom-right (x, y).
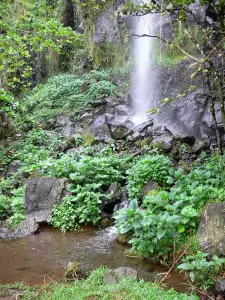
top-left (131, 1), bottom-right (156, 125)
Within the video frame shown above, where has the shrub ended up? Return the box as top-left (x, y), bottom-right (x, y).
top-left (126, 154), bottom-right (173, 200)
top-left (0, 193), bottom-right (9, 220)
top-left (116, 153), bottom-right (225, 261)
top-left (178, 252), bottom-right (225, 290)
top-left (8, 186), bottom-right (25, 228)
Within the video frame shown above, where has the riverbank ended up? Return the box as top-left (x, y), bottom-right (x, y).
top-left (0, 267), bottom-right (198, 300)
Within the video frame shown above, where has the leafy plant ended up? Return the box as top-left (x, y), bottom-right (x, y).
top-left (126, 153), bottom-right (173, 200)
top-left (51, 185), bottom-right (102, 232)
top-left (8, 186), bottom-right (25, 228)
top-left (0, 193), bottom-right (9, 220)
top-left (116, 153), bottom-right (225, 262)
top-left (178, 252), bottom-right (225, 290)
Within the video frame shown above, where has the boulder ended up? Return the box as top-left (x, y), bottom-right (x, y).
top-left (198, 202), bottom-right (225, 256)
top-left (94, 123), bottom-right (112, 143)
top-left (132, 119), bottom-right (154, 134)
top-left (5, 161), bottom-right (21, 178)
top-left (14, 218), bottom-right (39, 238)
top-left (108, 124), bottom-right (130, 140)
top-left (0, 219), bottom-right (39, 239)
top-left (104, 267), bottom-right (138, 284)
top-left (175, 134), bottom-right (196, 146)
top-left (215, 278), bottom-right (225, 297)
top-left (25, 177), bottom-right (69, 224)
top-left (141, 180), bottom-right (159, 197)
top-left (91, 99), bottom-right (108, 108)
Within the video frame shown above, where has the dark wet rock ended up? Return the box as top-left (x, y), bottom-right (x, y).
top-left (150, 126), bottom-right (174, 152)
top-left (5, 160), bottom-right (21, 178)
top-left (192, 140), bottom-right (210, 154)
top-left (79, 112), bottom-right (93, 125)
top-left (91, 99), bottom-right (108, 108)
top-left (175, 134), bottom-right (196, 146)
top-left (108, 124), bottom-right (130, 140)
top-left (141, 180), bottom-right (159, 197)
top-left (117, 232), bottom-right (131, 244)
top-left (101, 182), bottom-right (122, 213)
top-left (104, 267), bottom-right (138, 284)
top-left (25, 177), bottom-right (69, 223)
top-left (93, 123), bottom-right (112, 143)
top-left (198, 202), bottom-right (225, 256)
top-left (132, 119), bottom-right (154, 134)
top-left (127, 94), bottom-right (134, 108)
top-left (215, 278), bottom-right (225, 297)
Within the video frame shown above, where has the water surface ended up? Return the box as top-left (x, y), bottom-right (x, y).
top-left (0, 226), bottom-right (187, 292)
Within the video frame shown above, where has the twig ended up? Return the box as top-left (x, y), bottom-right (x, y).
top-left (159, 238), bottom-right (193, 284)
top-left (184, 277), bottom-right (214, 300)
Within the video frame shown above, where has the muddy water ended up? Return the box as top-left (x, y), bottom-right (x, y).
top-left (0, 226), bottom-right (187, 292)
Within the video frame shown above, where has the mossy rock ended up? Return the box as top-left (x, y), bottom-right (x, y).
top-left (117, 232), bottom-right (132, 244)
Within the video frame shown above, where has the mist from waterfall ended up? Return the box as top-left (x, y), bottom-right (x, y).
top-left (131, 1), bottom-right (156, 125)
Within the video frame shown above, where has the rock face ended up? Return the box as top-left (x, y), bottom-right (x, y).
top-left (198, 202), bottom-right (225, 256)
top-left (25, 177), bottom-right (69, 223)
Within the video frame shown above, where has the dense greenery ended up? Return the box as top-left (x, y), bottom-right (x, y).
top-left (19, 70), bottom-right (117, 123)
top-left (0, 0), bottom-right (82, 93)
top-left (0, 268), bottom-right (198, 300)
top-left (116, 153), bottom-right (225, 258)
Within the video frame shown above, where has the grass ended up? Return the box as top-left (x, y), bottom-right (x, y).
top-left (2, 268), bottom-right (198, 300)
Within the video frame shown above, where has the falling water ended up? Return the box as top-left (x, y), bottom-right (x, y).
top-left (131, 1), bottom-right (156, 125)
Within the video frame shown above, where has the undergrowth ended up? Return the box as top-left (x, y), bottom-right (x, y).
top-left (11, 267), bottom-right (198, 300)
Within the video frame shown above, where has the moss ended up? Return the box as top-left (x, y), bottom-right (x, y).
top-left (82, 129), bottom-right (94, 146)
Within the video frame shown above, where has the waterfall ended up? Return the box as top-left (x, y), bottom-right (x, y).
top-left (131, 1), bottom-right (156, 125)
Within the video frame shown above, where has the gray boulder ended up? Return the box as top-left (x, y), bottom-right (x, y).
top-left (25, 177), bottom-right (69, 223)
top-left (141, 180), bottom-right (159, 197)
top-left (198, 202), bottom-right (225, 256)
top-left (215, 278), bottom-right (225, 297)
top-left (108, 124), bottom-right (130, 140)
top-left (104, 267), bottom-right (138, 284)
top-left (94, 123), bottom-right (112, 143)
top-left (14, 218), bottom-right (39, 238)
top-left (5, 160), bottom-right (21, 178)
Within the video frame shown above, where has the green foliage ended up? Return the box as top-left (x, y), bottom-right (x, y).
top-left (20, 267), bottom-right (197, 300)
top-left (87, 80), bottom-right (117, 100)
top-left (33, 152), bottom-right (130, 231)
top-left (20, 72), bottom-right (117, 122)
top-left (126, 153), bottom-right (173, 200)
top-left (0, 193), bottom-right (9, 220)
top-left (0, 89), bottom-right (19, 118)
top-left (8, 186), bottom-right (25, 228)
top-left (51, 187), bottom-right (102, 232)
top-left (0, 0), bottom-right (82, 93)
top-left (178, 252), bottom-right (225, 290)
top-left (116, 153), bottom-right (225, 262)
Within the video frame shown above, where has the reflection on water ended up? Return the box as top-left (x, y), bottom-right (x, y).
top-left (0, 226), bottom-right (187, 292)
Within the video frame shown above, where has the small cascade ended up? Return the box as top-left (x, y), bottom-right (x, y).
top-left (131, 0), bottom-right (157, 125)
top-left (113, 199), bottom-right (128, 212)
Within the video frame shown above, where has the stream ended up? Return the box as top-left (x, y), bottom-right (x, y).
top-left (0, 226), bottom-right (187, 292)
